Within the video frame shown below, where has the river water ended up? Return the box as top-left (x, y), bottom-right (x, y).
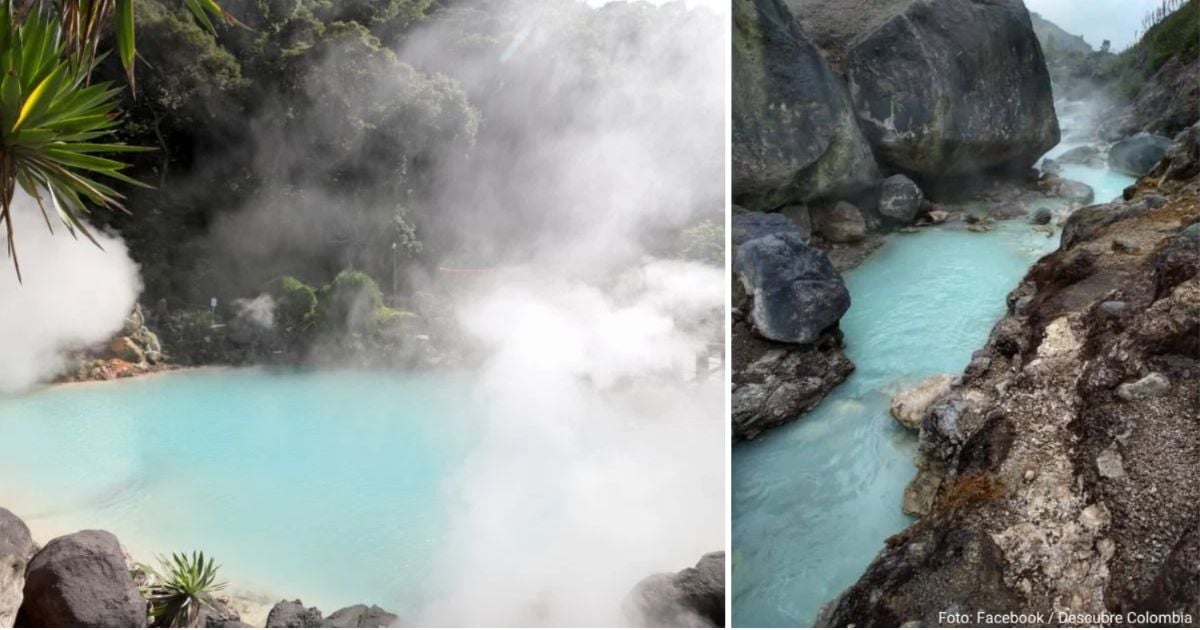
top-left (731, 144), bottom-right (1134, 626)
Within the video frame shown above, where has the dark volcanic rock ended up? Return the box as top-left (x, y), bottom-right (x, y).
top-left (813, 201), bottom-right (866, 243)
top-left (322, 604), bottom-right (400, 628)
top-left (878, 174), bottom-right (924, 223)
top-left (267, 600), bottom-right (324, 628)
top-left (0, 508), bottom-right (35, 627)
top-left (732, 325), bottom-right (854, 440)
top-left (735, 232), bottom-right (850, 344)
top-left (202, 600), bottom-right (250, 628)
top-left (731, 211), bottom-right (809, 245)
top-left (625, 551), bottom-right (724, 627)
top-left (1108, 132), bottom-right (1172, 176)
top-left (837, 0), bottom-right (1060, 179)
top-left (16, 530), bottom-right (147, 628)
top-left (820, 520), bottom-right (1023, 626)
top-left (732, 0), bottom-right (878, 210)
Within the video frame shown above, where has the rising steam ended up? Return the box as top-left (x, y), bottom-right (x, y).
top-left (0, 194), bottom-right (141, 393)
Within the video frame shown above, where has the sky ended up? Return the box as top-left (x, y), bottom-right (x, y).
top-left (1025, 0), bottom-right (1171, 51)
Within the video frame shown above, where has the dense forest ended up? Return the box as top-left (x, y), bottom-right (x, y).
top-left (63, 0), bottom-right (723, 367)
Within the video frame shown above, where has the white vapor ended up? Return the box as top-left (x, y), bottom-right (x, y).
top-left (402, 0), bottom-right (727, 624)
top-left (0, 193), bottom-right (141, 392)
top-left (423, 263), bottom-right (725, 626)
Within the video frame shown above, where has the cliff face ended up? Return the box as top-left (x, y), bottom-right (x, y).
top-left (823, 126), bottom-right (1200, 626)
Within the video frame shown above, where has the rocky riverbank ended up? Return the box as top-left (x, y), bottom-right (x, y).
top-left (730, 0), bottom-right (1066, 440)
top-left (821, 124), bottom-right (1199, 627)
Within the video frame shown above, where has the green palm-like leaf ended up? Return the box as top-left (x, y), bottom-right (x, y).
top-left (0, 2), bottom-right (152, 282)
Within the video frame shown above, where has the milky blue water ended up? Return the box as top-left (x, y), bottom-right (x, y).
top-left (0, 369), bottom-right (475, 617)
top-left (731, 160), bottom-right (1135, 626)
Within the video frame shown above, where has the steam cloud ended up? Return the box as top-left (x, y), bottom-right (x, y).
top-left (399, 1), bottom-right (727, 625)
top-left (0, 194), bottom-right (141, 393)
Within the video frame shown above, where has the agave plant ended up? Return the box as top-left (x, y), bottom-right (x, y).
top-left (140, 551), bottom-right (228, 628)
top-left (0, 0), bottom-right (235, 282)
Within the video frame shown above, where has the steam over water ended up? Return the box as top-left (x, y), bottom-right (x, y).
top-left (0, 0), bottom-right (726, 625)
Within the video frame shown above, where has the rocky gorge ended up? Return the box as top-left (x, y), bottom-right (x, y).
top-left (732, 0), bottom-right (1198, 625)
top-left (732, 0), bottom-right (1064, 440)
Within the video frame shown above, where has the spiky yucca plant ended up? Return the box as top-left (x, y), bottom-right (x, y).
top-left (0, 0), bottom-right (234, 282)
top-left (140, 551), bottom-right (228, 628)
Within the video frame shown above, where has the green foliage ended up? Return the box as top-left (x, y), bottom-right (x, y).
top-left (263, 275), bottom-right (316, 331)
top-left (677, 218), bottom-right (724, 267)
top-left (1107, 0), bottom-right (1199, 103)
top-left (319, 268), bottom-right (385, 334)
top-left (1139, 0), bottom-right (1199, 73)
top-left (140, 551), bottom-right (227, 628)
top-left (0, 4), bottom-right (154, 281)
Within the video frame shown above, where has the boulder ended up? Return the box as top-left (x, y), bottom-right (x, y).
top-left (267, 600), bottom-right (324, 628)
top-left (1031, 208), bottom-right (1053, 225)
top-left (1057, 145), bottom-right (1101, 165)
top-left (1108, 132), bottom-right (1171, 176)
top-left (732, 0), bottom-right (878, 209)
top-left (813, 201), bottom-right (866, 243)
top-left (322, 604), bottom-right (400, 628)
top-left (1038, 173), bottom-right (1095, 204)
top-left (731, 211), bottom-right (808, 247)
top-left (1146, 123), bottom-right (1200, 183)
top-left (0, 508), bottom-right (36, 627)
top-left (1116, 372), bottom-right (1170, 401)
top-left (735, 232), bottom-right (851, 344)
top-left (108, 336), bottom-right (146, 364)
top-left (836, 0), bottom-right (1059, 178)
top-left (16, 530), bottom-right (147, 628)
top-left (202, 600), bottom-right (250, 628)
top-left (624, 551), bottom-right (723, 627)
top-left (732, 337), bottom-right (855, 440)
top-left (878, 174), bottom-right (924, 223)
top-left (890, 374), bottom-right (955, 430)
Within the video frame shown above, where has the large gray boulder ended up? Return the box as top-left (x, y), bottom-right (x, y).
top-left (16, 530), bottom-right (147, 627)
top-left (624, 552), bottom-right (724, 627)
top-left (731, 211), bottom-right (809, 246)
top-left (878, 174), bottom-right (924, 223)
top-left (732, 0), bottom-right (878, 210)
top-left (1108, 132), bottom-right (1172, 176)
top-left (735, 232), bottom-right (850, 344)
top-left (322, 604), bottom-right (400, 628)
top-left (831, 0), bottom-right (1060, 178)
top-left (267, 600), bottom-right (324, 628)
top-left (0, 508), bottom-right (36, 627)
